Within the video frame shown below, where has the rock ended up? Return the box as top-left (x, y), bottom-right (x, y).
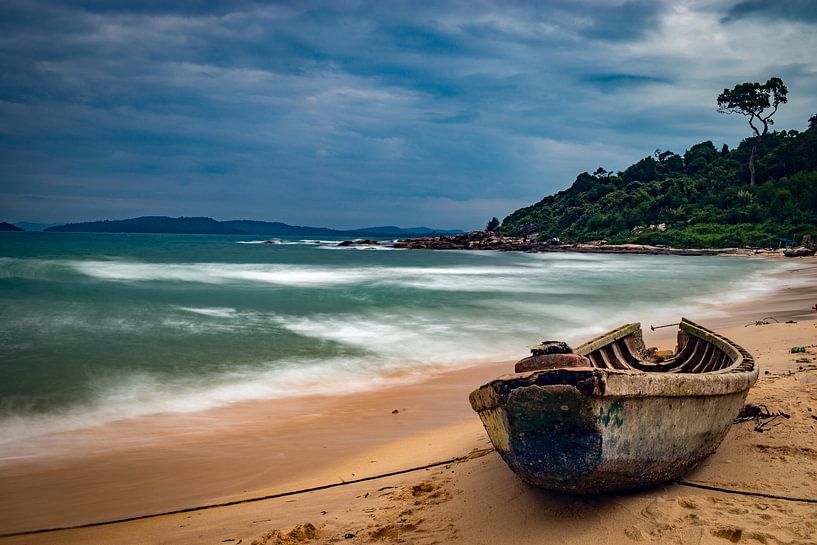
top-left (783, 246), bottom-right (816, 257)
top-left (337, 239), bottom-right (379, 247)
top-left (391, 231), bottom-right (743, 256)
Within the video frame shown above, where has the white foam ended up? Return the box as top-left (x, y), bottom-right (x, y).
top-left (321, 245), bottom-right (400, 251)
top-left (65, 260), bottom-right (559, 292)
top-left (277, 312), bottom-right (526, 366)
top-left (70, 261), bottom-right (377, 286)
top-left (176, 306), bottom-right (238, 318)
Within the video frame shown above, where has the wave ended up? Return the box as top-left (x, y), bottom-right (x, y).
top-left (0, 355), bottom-right (440, 458)
top-left (176, 306), bottom-right (238, 318)
top-left (67, 261), bottom-right (378, 286)
top-left (1, 258), bottom-right (550, 292)
top-left (277, 313), bottom-right (517, 365)
top-left (320, 245), bottom-right (401, 250)
top-left (1, 257), bottom-right (789, 301)
top-left (234, 239), bottom-right (353, 246)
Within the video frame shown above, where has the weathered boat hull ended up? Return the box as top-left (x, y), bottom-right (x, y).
top-left (469, 319), bottom-right (757, 493)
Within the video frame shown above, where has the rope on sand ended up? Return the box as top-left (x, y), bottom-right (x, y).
top-left (0, 455), bottom-right (468, 539)
top-left (675, 479), bottom-right (817, 504)
top-left (3, 450), bottom-right (815, 539)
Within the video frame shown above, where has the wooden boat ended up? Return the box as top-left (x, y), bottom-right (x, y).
top-left (469, 318), bottom-right (757, 494)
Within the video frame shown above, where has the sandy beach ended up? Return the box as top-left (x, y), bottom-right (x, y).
top-left (1, 257), bottom-right (816, 545)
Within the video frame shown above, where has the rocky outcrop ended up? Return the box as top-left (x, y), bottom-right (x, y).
top-left (337, 239), bottom-right (380, 247)
top-left (783, 246), bottom-right (817, 257)
top-left (392, 231), bottom-right (750, 256)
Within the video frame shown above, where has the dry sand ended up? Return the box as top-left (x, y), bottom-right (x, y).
top-left (2, 258), bottom-right (816, 545)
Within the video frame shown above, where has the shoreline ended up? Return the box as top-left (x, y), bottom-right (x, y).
top-left (1, 257), bottom-right (815, 540)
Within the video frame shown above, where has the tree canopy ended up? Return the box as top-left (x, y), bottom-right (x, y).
top-left (717, 77), bottom-right (788, 186)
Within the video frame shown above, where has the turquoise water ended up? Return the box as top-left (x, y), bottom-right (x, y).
top-left (0, 232), bottom-right (778, 444)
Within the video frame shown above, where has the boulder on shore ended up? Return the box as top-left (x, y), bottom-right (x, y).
top-left (783, 246), bottom-right (816, 257)
top-left (337, 239), bottom-right (380, 247)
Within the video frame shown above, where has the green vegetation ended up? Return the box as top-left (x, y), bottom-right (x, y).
top-left (501, 119), bottom-right (817, 248)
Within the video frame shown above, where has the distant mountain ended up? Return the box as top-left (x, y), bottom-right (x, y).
top-left (0, 222), bottom-right (24, 231)
top-left (224, 220), bottom-right (462, 237)
top-left (221, 220), bottom-right (343, 236)
top-left (46, 216), bottom-right (242, 234)
top-left (42, 216), bottom-right (461, 236)
top-left (13, 222), bottom-right (61, 231)
top-left (352, 226), bottom-right (462, 236)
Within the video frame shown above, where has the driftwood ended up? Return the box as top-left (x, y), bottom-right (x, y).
top-left (735, 403), bottom-right (790, 432)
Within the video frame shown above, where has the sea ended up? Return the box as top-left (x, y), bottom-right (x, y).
top-left (0, 232), bottom-right (782, 449)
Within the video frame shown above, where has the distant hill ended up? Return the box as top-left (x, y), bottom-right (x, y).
top-left (351, 226), bottom-right (462, 236)
top-left (221, 220), bottom-right (342, 236)
top-left (500, 120), bottom-right (817, 248)
top-left (46, 216), bottom-right (242, 234)
top-left (13, 222), bottom-right (61, 231)
top-left (44, 217), bottom-right (462, 237)
top-left (0, 222), bottom-right (24, 232)
top-left (223, 221), bottom-right (461, 237)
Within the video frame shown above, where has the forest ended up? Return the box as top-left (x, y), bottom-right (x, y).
top-left (500, 117), bottom-right (817, 248)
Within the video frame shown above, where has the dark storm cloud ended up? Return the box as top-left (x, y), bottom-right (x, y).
top-left (723, 0), bottom-right (817, 24)
top-left (577, 1), bottom-right (665, 42)
top-left (0, 0), bottom-right (815, 228)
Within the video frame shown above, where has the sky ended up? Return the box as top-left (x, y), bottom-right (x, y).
top-left (1, 0), bottom-right (816, 229)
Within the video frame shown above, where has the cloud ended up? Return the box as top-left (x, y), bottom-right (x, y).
top-left (580, 73), bottom-right (671, 90)
top-left (723, 0), bottom-right (817, 24)
top-left (0, 0), bottom-right (816, 227)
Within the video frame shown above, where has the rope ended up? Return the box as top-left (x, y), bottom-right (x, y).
top-left (0, 455), bottom-right (466, 539)
top-left (675, 479), bottom-right (817, 503)
top-left (4, 453), bottom-right (815, 539)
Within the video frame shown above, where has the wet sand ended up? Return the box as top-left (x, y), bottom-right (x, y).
top-left (1, 257), bottom-right (816, 543)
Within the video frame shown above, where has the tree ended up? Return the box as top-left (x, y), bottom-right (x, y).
top-left (717, 77), bottom-right (788, 186)
top-left (486, 217), bottom-right (500, 232)
top-left (809, 114), bottom-right (817, 129)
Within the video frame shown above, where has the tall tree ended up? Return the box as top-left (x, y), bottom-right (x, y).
top-left (486, 217), bottom-right (500, 232)
top-left (717, 77), bottom-right (788, 186)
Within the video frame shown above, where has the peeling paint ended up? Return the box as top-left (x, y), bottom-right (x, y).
top-left (598, 400), bottom-right (624, 428)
